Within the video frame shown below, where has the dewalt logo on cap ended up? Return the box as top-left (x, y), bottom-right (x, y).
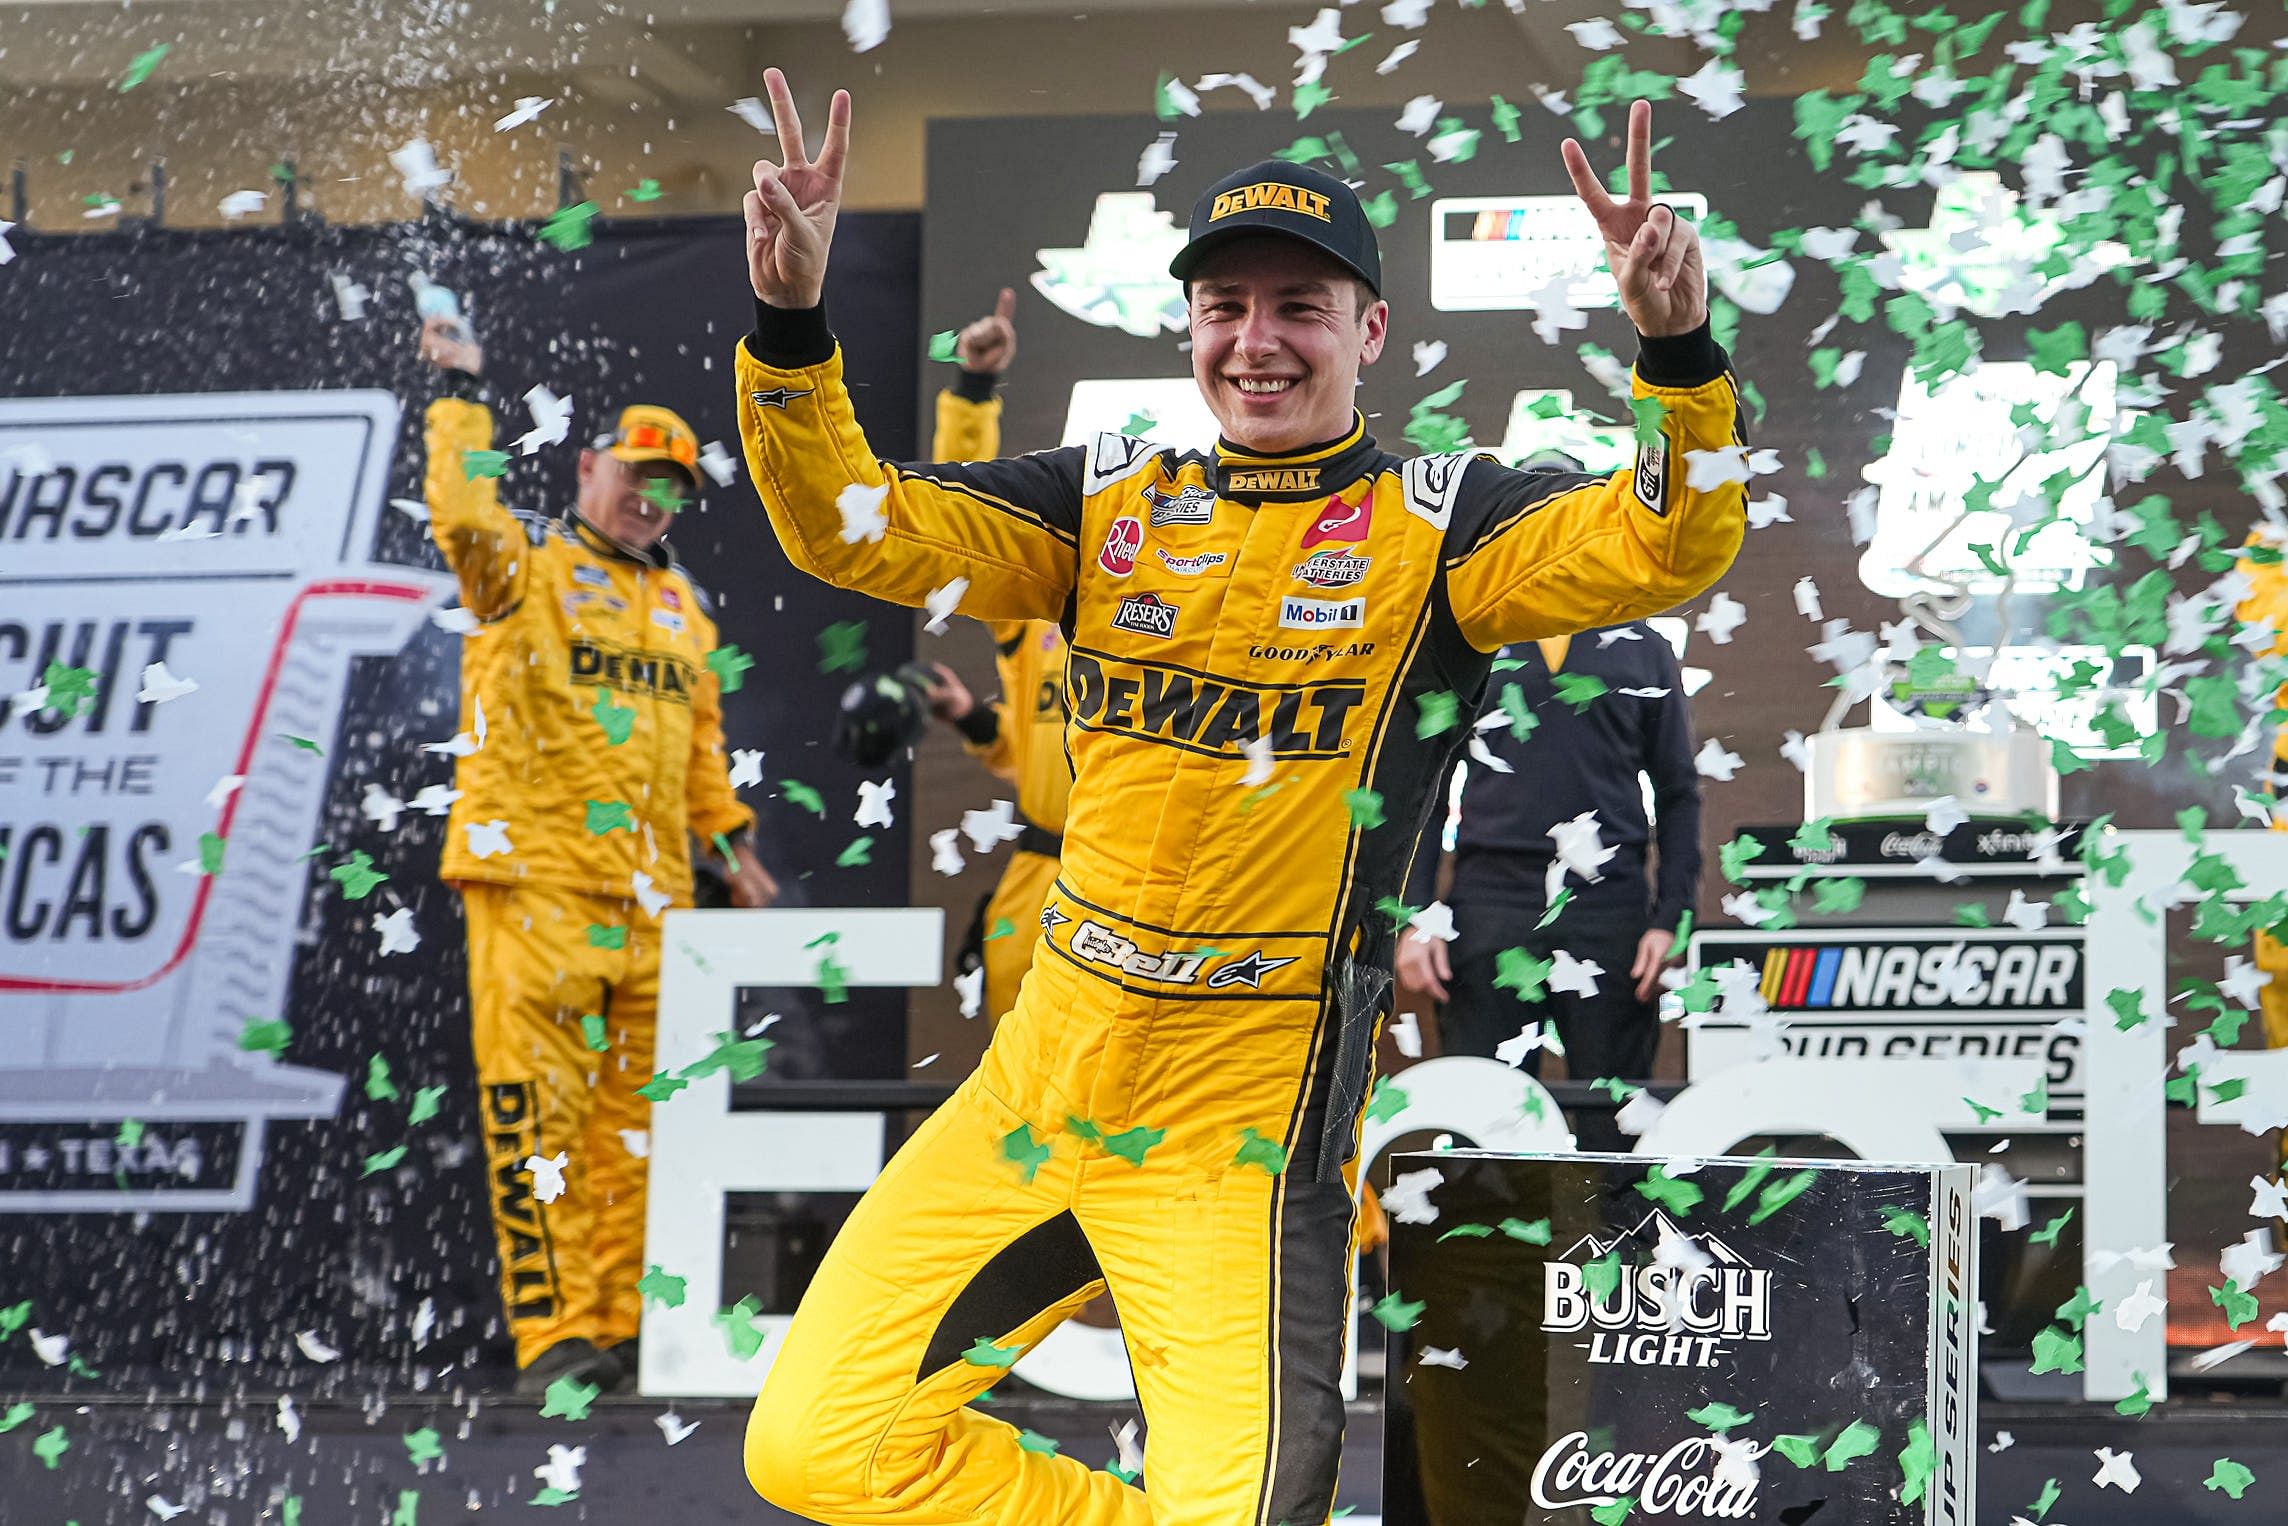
top-left (1209, 182), bottom-right (1334, 224)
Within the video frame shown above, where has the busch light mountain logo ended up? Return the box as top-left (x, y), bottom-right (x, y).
top-left (1543, 1211), bottom-right (1774, 1368)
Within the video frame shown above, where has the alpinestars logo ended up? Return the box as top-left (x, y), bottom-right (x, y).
top-left (1207, 950), bottom-right (1299, 989)
top-left (1144, 484), bottom-right (1216, 527)
top-left (1040, 904), bottom-right (1073, 933)
top-left (748, 387), bottom-right (814, 409)
top-left (1543, 1211), bottom-right (1772, 1369)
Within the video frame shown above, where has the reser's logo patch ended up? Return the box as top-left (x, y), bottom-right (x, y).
top-left (1291, 549), bottom-right (1371, 589)
top-left (1226, 467), bottom-right (1320, 494)
top-left (1208, 182), bottom-right (1334, 224)
top-left (1144, 484), bottom-right (1216, 527)
top-left (1098, 515), bottom-right (1143, 576)
top-left (1066, 649), bottom-right (1362, 758)
top-left (1111, 592), bottom-right (1179, 639)
top-left (1280, 594), bottom-right (1364, 629)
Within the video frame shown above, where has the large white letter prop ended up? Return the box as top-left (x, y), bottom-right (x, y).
top-left (641, 907), bottom-right (942, 1398)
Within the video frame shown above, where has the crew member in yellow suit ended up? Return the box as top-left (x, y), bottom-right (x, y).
top-left (916, 290), bottom-right (1074, 1022)
top-left (418, 315), bottom-right (777, 1394)
top-left (2236, 523), bottom-right (2288, 1166)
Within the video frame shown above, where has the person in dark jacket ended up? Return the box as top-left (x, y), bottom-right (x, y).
top-left (1398, 607), bottom-right (1703, 1093)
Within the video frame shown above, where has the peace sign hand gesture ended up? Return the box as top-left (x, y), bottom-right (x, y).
top-left (745, 67), bottom-right (852, 310)
top-left (1560, 99), bottom-right (1707, 339)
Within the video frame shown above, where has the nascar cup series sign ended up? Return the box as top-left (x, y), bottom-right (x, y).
top-left (0, 392), bottom-right (447, 1210)
top-left (1385, 1152), bottom-right (1976, 1525)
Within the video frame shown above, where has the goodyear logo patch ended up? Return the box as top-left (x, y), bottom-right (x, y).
top-left (1209, 182), bottom-right (1334, 224)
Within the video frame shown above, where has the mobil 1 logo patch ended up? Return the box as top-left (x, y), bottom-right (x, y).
top-left (1280, 594), bottom-right (1364, 630)
top-left (1111, 591), bottom-right (1179, 639)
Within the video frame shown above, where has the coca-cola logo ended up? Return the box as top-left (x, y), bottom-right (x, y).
top-left (1880, 831), bottom-right (1942, 859)
top-left (1530, 1432), bottom-right (1758, 1518)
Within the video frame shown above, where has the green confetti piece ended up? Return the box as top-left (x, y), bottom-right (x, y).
top-left (1415, 690), bottom-right (1460, 738)
top-left (1749, 1168), bottom-right (1818, 1225)
top-left (714, 1295), bottom-right (767, 1360)
top-left (817, 952), bottom-right (850, 1005)
top-left (1370, 1292), bottom-right (1425, 1331)
top-left (2114, 1374), bottom-right (2153, 1417)
top-left (1497, 682), bottom-right (1537, 741)
top-left (1630, 395), bottom-right (1670, 445)
top-left (1773, 1433), bottom-right (1823, 1468)
top-left (2105, 988), bottom-right (2148, 1031)
top-left (983, 917), bottom-right (1017, 942)
top-left (198, 831), bottom-right (227, 875)
top-left (118, 1116), bottom-right (145, 1151)
top-left (636, 1071), bottom-right (687, 1102)
top-left (781, 780), bottom-right (826, 816)
top-left (0, 1401), bottom-right (32, 1432)
top-left (1636, 1166), bottom-right (1703, 1216)
top-left (238, 1016), bottom-right (291, 1058)
top-left (1494, 946), bottom-right (1552, 1003)
top-left (1360, 189), bottom-right (1398, 230)
top-left (1017, 1429), bottom-right (1062, 1456)
top-left (1788, 817), bottom-right (1839, 857)
top-left (1003, 1124), bottom-right (1051, 1184)
top-left (591, 687), bottom-right (635, 745)
top-left (1718, 833), bottom-right (1765, 883)
top-left (530, 1487), bottom-right (578, 1507)
top-left (707, 644), bottom-right (755, 692)
top-left (1499, 1217), bottom-right (1552, 1245)
top-left (361, 1145), bottom-right (407, 1177)
top-left (2055, 1286), bottom-right (2100, 1329)
top-left (626, 178), bottom-right (664, 202)
top-left (817, 621), bottom-right (869, 674)
top-left (835, 836), bottom-right (874, 867)
top-left (404, 1426), bottom-right (443, 1465)
top-left (1537, 890), bottom-right (1575, 929)
top-left (1553, 672), bottom-right (1608, 713)
top-left (283, 734), bottom-right (324, 754)
top-left (32, 1424), bottom-right (69, 1468)
top-left (1342, 788), bottom-right (1385, 830)
top-left (2029, 1325), bottom-right (2084, 1375)
top-left (1439, 1223), bottom-right (1495, 1241)
top-left (1488, 94), bottom-right (1522, 142)
top-left (537, 1381), bottom-right (599, 1427)
top-left (927, 330), bottom-right (960, 362)
top-left (2204, 1459), bottom-right (2254, 1500)
top-left (676, 1029), bottom-right (773, 1083)
top-left (639, 1265), bottom-right (686, 1308)
top-left (329, 850), bottom-right (387, 900)
top-left (711, 831), bottom-right (738, 869)
top-left (1589, 1498), bottom-right (1635, 1526)
top-left (408, 1085), bottom-right (445, 1125)
top-left (1123, 410), bottom-right (1157, 435)
top-left (1823, 1419), bottom-right (1880, 1470)
top-left (2211, 1281), bottom-right (2259, 1330)
top-left (365, 1054), bottom-right (399, 1102)
top-left (1103, 1125), bottom-right (1164, 1167)
top-left (118, 44), bottom-right (169, 91)
top-left (1811, 876), bottom-right (1866, 915)
top-left (1583, 1249), bottom-right (1623, 1300)
top-left (1364, 1081), bottom-right (1409, 1125)
top-left (639, 477), bottom-right (688, 515)
top-left (963, 1337), bottom-right (1023, 1369)
top-left (460, 448), bottom-right (511, 480)
top-left (1234, 1127), bottom-right (1289, 1175)
top-left (539, 201), bottom-right (598, 251)
top-left (1686, 1400), bottom-right (1754, 1434)
top-left (2029, 1208), bottom-right (2074, 1246)
top-left (581, 1014), bottom-right (609, 1052)
top-left (1897, 1417), bottom-right (1934, 1504)
top-left (1292, 79), bottom-right (1333, 119)
top-left (0, 1301), bottom-right (28, 1339)
top-left (391, 1490), bottom-right (419, 1526)
top-left (1881, 1206), bottom-right (1931, 1246)
top-left (585, 799), bottom-right (635, 835)
top-left (586, 923), bottom-right (626, 950)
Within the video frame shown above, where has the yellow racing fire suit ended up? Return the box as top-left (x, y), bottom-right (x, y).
top-left (2235, 528), bottom-right (2288, 1106)
top-left (736, 299), bottom-right (1746, 1526)
top-left (423, 382), bottom-right (753, 1366)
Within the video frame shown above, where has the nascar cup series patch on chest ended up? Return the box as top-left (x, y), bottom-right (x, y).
top-left (1144, 483), bottom-right (1215, 527)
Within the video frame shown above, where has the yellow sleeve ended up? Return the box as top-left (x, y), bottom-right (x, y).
top-left (933, 388), bottom-right (1003, 463)
top-left (423, 396), bottom-right (530, 621)
top-left (1443, 344), bottom-right (1748, 650)
top-left (737, 341), bottom-right (1080, 624)
top-left (960, 622), bottom-right (1029, 783)
top-left (687, 613), bottom-right (758, 847)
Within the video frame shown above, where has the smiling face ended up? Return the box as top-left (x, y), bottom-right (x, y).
top-left (1186, 235), bottom-right (1388, 455)
top-left (576, 448), bottom-right (689, 552)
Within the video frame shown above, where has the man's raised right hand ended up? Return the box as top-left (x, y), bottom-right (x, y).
top-left (745, 67), bottom-right (852, 311)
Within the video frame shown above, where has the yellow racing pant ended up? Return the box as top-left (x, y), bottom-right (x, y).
top-left (982, 845), bottom-right (1062, 1023)
top-left (461, 882), bottom-right (658, 1366)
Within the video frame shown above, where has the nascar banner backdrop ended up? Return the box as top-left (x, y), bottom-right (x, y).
top-left (1385, 1152), bottom-right (1978, 1526)
top-left (0, 212), bottom-right (919, 1387)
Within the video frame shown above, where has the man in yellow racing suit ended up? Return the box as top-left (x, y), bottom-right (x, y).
top-left (735, 73), bottom-right (1743, 1526)
top-left (2235, 524), bottom-right (2288, 1161)
top-left (418, 316), bottom-right (774, 1393)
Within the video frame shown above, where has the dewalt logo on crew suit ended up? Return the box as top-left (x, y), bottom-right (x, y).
top-left (1208, 181), bottom-right (1335, 223)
